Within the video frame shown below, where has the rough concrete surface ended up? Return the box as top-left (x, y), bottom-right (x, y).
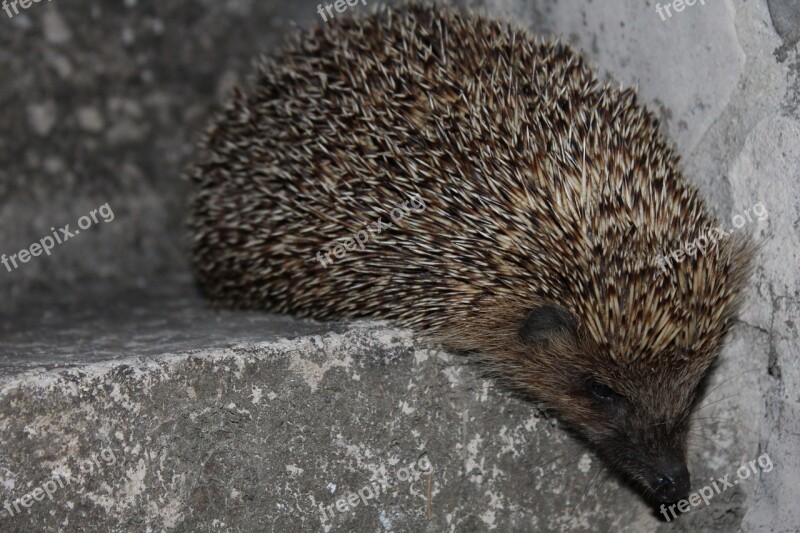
top-left (1, 0), bottom-right (798, 531)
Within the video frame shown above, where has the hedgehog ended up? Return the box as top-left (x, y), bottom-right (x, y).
top-left (188, 2), bottom-right (755, 505)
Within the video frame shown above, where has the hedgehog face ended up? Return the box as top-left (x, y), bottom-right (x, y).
top-left (518, 304), bottom-right (711, 504)
top-left (574, 366), bottom-right (697, 504)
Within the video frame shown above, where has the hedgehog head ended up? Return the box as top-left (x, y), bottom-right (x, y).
top-left (516, 307), bottom-right (699, 503)
top-left (471, 231), bottom-right (754, 504)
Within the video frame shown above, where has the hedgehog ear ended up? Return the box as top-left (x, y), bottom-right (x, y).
top-left (519, 304), bottom-right (577, 345)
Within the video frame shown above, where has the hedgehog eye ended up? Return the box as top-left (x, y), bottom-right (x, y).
top-left (587, 378), bottom-right (617, 401)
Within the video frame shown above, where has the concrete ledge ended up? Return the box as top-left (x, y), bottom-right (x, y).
top-left (0, 293), bottom-right (600, 531)
top-left (0, 279), bottom-right (781, 532)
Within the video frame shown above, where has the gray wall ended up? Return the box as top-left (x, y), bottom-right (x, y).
top-left (0, 0), bottom-right (323, 305)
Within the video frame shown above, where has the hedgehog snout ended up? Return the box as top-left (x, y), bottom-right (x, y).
top-left (650, 453), bottom-right (691, 503)
top-left (574, 379), bottom-right (693, 504)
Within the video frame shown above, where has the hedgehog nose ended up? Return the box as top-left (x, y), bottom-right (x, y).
top-left (652, 456), bottom-right (691, 503)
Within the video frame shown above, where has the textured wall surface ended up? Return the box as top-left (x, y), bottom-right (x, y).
top-left (1, 0), bottom-right (798, 531)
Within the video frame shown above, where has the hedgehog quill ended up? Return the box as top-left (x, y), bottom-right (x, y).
top-left (188, 3), bottom-right (755, 504)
